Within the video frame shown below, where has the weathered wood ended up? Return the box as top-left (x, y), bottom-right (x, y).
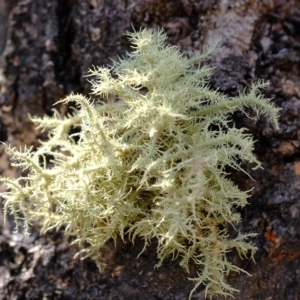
top-left (1, 0), bottom-right (300, 299)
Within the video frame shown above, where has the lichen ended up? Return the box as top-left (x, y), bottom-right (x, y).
top-left (1, 29), bottom-right (280, 298)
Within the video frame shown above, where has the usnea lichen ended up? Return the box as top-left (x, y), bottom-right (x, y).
top-left (1, 29), bottom-right (279, 298)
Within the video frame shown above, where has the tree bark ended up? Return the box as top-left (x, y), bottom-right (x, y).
top-left (1, 0), bottom-right (300, 299)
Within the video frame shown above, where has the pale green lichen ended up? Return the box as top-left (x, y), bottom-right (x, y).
top-left (1, 29), bottom-right (279, 298)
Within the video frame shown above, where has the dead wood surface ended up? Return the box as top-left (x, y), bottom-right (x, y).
top-left (1, 0), bottom-right (300, 299)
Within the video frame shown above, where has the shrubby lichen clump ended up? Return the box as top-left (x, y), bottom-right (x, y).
top-left (1, 29), bottom-right (279, 298)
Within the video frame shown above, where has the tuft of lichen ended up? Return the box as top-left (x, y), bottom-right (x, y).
top-left (1, 29), bottom-right (279, 298)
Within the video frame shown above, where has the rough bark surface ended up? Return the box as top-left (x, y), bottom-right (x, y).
top-left (0, 0), bottom-right (300, 299)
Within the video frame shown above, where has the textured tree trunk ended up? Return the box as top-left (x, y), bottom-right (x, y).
top-left (1, 0), bottom-right (300, 299)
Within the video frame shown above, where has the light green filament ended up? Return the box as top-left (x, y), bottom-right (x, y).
top-left (1, 28), bottom-right (279, 299)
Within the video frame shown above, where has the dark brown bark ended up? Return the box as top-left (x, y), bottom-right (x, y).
top-left (0, 0), bottom-right (300, 299)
